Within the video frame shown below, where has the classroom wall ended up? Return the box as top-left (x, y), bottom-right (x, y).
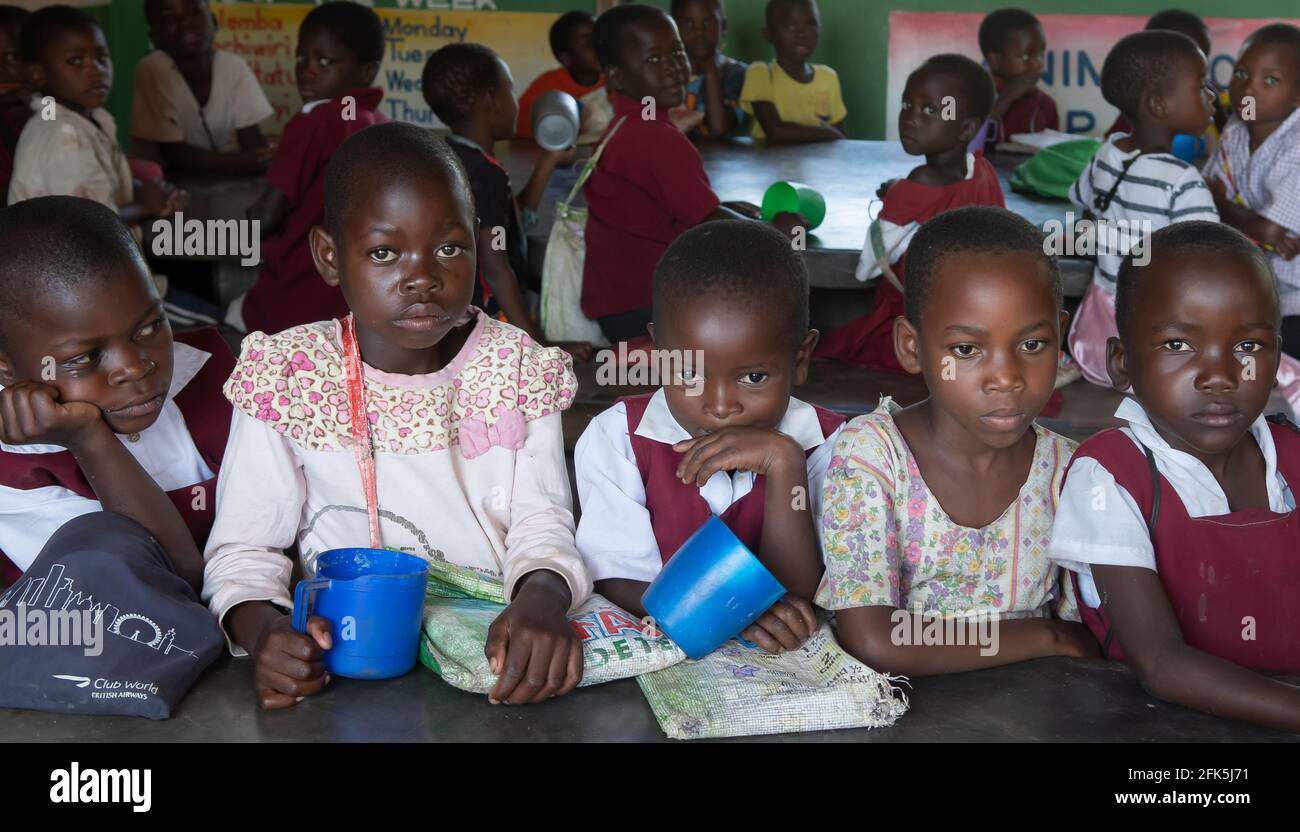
top-left (15, 0), bottom-right (1300, 142)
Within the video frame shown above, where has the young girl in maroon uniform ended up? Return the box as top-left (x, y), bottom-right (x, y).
top-left (238, 2), bottom-right (386, 335)
top-left (575, 221), bottom-right (841, 652)
top-left (815, 55), bottom-right (1002, 374)
top-left (1052, 221), bottom-right (1300, 733)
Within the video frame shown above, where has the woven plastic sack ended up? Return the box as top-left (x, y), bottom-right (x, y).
top-left (636, 622), bottom-right (909, 739)
top-left (418, 559), bottom-right (685, 693)
top-left (1009, 138), bottom-right (1102, 201)
top-left (538, 117), bottom-right (626, 347)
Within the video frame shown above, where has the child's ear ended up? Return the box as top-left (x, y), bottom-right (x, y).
top-left (1147, 89), bottom-right (1168, 121)
top-left (956, 115), bottom-right (982, 143)
top-left (792, 329), bottom-right (819, 386)
top-left (358, 61), bottom-right (380, 88)
top-left (646, 321), bottom-right (657, 346)
top-left (761, 25), bottom-right (772, 46)
top-left (556, 49), bottom-right (574, 71)
top-left (605, 64), bottom-right (624, 94)
top-left (1058, 309), bottom-right (1070, 343)
top-left (308, 225), bottom-right (342, 288)
top-left (985, 52), bottom-right (1002, 74)
top-left (1105, 335), bottom-right (1132, 392)
top-left (892, 317), bottom-right (923, 375)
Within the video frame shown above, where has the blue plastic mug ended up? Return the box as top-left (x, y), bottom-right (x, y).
top-left (292, 548), bottom-right (429, 680)
top-left (641, 517), bottom-right (786, 659)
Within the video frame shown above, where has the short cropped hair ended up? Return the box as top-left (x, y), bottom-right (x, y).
top-left (19, 4), bottom-right (99, 63)
top-left (550, 11), bottom-right (595, 59)
top-left (300, 1), bottom-right (383, 66)
top-left (0, 197), bottom-right (148, 347)
top-left (323, 121), bottom-right (473, 240)
top-left (904, 206), bottom-right (1061, 328)
top-left (1101, 29), bottom-right (1204, 120)
top-left (978, 7), bottom-right (1041, 56)
top-left (653, 220), bottom-right (810, 349)
top-left (911, 53), bottom-right (996, 123)
top-left (592, 3), bottom-right (671, 70)
top-left (1114, 220), bottom-right (1276, 341)
top-left (421, 43), bottom-right (503, 127)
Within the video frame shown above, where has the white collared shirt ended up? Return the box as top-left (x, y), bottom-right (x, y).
top-left (574, 389), bottom-right (843, 583)
top-left (1051, 396), bottom-right (1295, 607)
top-left (0, 342), bottom-right (214, 572)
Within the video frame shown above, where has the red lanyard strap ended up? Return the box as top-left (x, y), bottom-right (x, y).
top-left (339, 315), bottom-right (383, 549)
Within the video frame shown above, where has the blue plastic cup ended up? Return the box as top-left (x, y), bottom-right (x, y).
top-left (641, 516), bottom-right (786, 659)
top-left (1171, 133), bottom-right (1206, 162)
top-left (292, 548), bottom-right (429, 680)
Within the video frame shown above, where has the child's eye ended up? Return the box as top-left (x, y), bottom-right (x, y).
top-left (436, 243), bottom-right (466, 258)
top-left (1237, 340), bottom-right (1263, 353)
top-left (1021, 339), bottom-right (1046, 353)
top-left (952, 344), bottom-right (978, 358)
top-left (1162, 339), bottom-right (1192, 352)
top-left (136, 318), bottom-right (164, 340)
top-left (922, 105), bottom-right (936, 116)
top-left (1265, 76), bottom-right (1279, 86)
top-left (675, 368), bottom-right (700, 385)
top-left (740, 372), bottom-right (768, 385)
top-left (369, 248), bottom-right (397, 264)
top-left (900, 101), bottom-right (911, 110)
top-left (63, 350), bottom-right (97, 369)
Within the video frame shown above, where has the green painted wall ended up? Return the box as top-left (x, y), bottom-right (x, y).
top-left (40, 1), bottom-right (1300, 142)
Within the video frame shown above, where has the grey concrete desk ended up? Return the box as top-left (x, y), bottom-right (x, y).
top-left (1, 654), bottom-right (1292, 742)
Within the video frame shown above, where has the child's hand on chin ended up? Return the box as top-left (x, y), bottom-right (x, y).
top-left (672, 426), bottom-right (805, 485)
top-left (741, 597), bottom-right (818, 653)
top-left (252, 614), bottom-right (332, 710)
top-left (485, 571), bottom-right (583, 704)
top-left (0, 382), bottom-right (107, 449)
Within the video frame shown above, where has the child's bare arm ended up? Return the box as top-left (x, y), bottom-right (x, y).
top-left (1208, 184), bottom-right (1300, 260)
top-left (833, 604), bottom-right (1097, 676)
top-left (699, 61), bottom-right (736, 138)
top-left (0, 383), bottom-right (205, 589)
top-left (476, 228), bottom-right (540, 336)
top-left (1093, 564), bottom-right (1300, 733)
top-left (594, 578), bottom-right (650, 619)
top-left (750, 101), bottom-right (843, 143)
top-left (247, 183), bottom-right (288, 234)
top-left (517, 147), bottom-right (575, 214)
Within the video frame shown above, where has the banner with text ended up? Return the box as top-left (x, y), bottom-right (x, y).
top-left (886, 13), bottom-right (1300, 139)
top-left (212, 2), bottom-right (560, 135)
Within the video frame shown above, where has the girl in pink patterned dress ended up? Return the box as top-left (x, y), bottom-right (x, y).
top-left (202, 123), bottom-right (592, 709)
top-left (817, 208), bottom-right (1094, 677)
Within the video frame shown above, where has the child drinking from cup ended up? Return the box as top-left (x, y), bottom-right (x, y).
top-left (575, 221), bottom-right (842, 653)
top-left (819, 207), bottom-right (1094, 676)
top-left (203, 123), bottom-right (592, 709)
top-left (1051, 221), bottom-right (1300, 733)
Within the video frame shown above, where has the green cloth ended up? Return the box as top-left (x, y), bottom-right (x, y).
top-left (1009, 139), bottom-right (1102, 201)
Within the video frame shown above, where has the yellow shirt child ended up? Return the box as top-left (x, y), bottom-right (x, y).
top-left (740, 61), bottom-right (847, 139)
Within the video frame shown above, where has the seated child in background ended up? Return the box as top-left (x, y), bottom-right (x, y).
top-left (672, 0), bottom-right (747, 140)
top-left (820, 207), bottom-right (1094, 677)
top-left (0, 5), bottom-right (29, 207)
top-left (977, 7), bottom-right (1057, 151)
top-left (1204, 24), bottom-right (1300, 358)
top-left (740, 0), bottom-right (845, 142)
top-left (576, 221), bottom-right (840, 652)
top-left (238, 1), bottom-right (386, 335)
top-left (582, 4), bottom-right (800, 344)
top-left (0, 196), bottom-right (234, 602)
top-left (132, 0), bottom-right (275, 175)
top-left (8, 5), bottom-right (185, 236)
top-left (1105, 10), bottom-right (1229, 138)
top-left (422, 43), bottom-right (591, 362)
top-left (1051, 221), bottom-right (1300, 733)
top-left (1067, 30), bottom-right (1218, 388)
top-left (204, 123), bottom-right (591, 709)
top-left (515, 11), bottom-right (603, 141)
top-left (816, 55), bottom-right (1001, 374)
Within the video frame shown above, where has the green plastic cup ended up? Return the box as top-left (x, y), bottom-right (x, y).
top-left (760, 180), bottom-right (826, 230)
